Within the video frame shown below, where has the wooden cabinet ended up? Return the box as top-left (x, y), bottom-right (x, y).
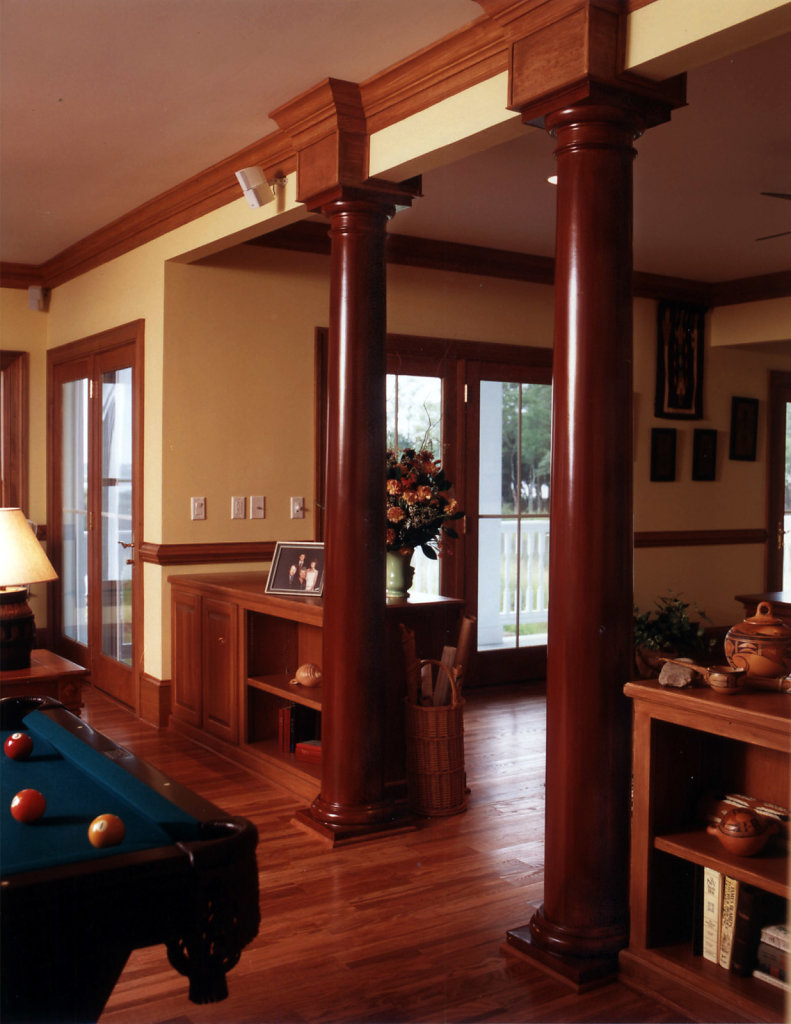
top-left (170, 588), bottom-right (238, 743)
top-left (620, 680), bottom-right (790, 1023)
top-left (169, 572), bottom-right (462, 802)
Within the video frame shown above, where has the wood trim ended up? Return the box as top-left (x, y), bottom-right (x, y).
top-left (708, 270), bottom-right (791, 307)
top-left (0, 265), bottom-right (45, 289)
top-left (634, 528), bottom-right (768, 548)
top-left (0, 351), bottom-right (28, 513)
top-left (767, 370), bottom-right (791, 589)
top-left (251, 221), bottom-right (724, 302)
top-left (138, 541), bottom-right (276, 566)
top-left (139, 672), bottom-right (171, 728)
top-left (360, 16), bottom-right (508, 134)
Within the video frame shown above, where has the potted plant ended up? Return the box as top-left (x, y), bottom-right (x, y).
top-left (385, 448), bottom-right (463, 598)
top-left (633, 591), bottom-right (714, 677)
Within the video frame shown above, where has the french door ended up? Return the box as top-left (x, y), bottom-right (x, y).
top-left (464, 360), bottom-right (553, 683)
top-left (768, 370), bottom-right (791, 591)
top-left (47, 323), bottom-right (143, 710)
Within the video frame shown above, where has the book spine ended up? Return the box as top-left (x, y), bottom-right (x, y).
top-left (760, 923), bottom-right (790, 952)
top-left (702, 867), bottom-right (723, 964)
top-left (719, 876), bottom-right (739, 969)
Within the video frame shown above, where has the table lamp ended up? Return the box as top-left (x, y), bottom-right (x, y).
top-left (0, 508), bottom-right (58, 670)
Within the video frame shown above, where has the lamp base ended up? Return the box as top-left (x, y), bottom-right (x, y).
top-left (0, 588), bottom-right (35, 671)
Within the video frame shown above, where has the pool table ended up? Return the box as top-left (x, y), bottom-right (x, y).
top-left (1, 696), bottom-right (260, 1023)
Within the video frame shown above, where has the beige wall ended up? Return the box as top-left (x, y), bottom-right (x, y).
top-left (3, 235), bottom-right (789, 679)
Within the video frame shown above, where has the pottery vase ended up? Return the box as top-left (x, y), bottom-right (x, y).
top-left (724, 601), bottom-right (791, 678)
top-left (386, 549), bottom-right (414, 599)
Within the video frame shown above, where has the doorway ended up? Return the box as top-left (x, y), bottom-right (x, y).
top-left (768, 370), bottom-right (791, 591)
top-left (464, 360), bottom-right (553, 684)
top-left (47, 322), bottom-right (143, 710)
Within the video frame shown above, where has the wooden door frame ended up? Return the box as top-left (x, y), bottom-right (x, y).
top-left (47, 321), bottom-right (144, 710)
top-left (767, 370), bottom-right (791, 589)
top-left (1, 350), bottom-right (29, 515)
top-left (464, 355), bottom-right (553, 685)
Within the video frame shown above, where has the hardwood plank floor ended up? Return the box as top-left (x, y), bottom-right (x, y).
top-left (78, 683), bottom-right (691, 1024)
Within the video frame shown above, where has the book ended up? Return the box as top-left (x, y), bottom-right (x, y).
top-left (295, 739), bottom-right (322, 764)
top-left (719, 876), bottom-right (739, 969)
top-left (761, 922), bottom-right (789, 953)
top-left (731, 884), bottom-right (762, 977)
top-left (755, 941), bottom-right (788, 980)
top-left (278, 704), bottom-right (292, 752)
top-left (752, 968), bottom-right (790, 992)
top-left (702, 866), bottom-right (723, 964)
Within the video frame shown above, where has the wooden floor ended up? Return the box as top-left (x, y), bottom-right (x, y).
top-left (79, 682), bottom-right (692, 1024)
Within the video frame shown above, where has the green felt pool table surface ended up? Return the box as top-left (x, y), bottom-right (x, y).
top-left (0, 696), bottom-right (259, 1024)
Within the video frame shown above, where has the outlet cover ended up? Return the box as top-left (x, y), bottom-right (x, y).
top-left (290, 496), bottom-right (305, 519)
top-left (250, 495), bottom-right (266, 519)
top-left (231, 496), bottom-right (246, 519)
top-left (191, 497), bottom-right (206, 520)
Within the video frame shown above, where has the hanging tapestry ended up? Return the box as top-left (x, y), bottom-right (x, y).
top-left (654, 300), bottom-right (706, 419)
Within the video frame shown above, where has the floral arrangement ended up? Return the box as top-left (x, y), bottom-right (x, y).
top-left (386, 448), bottom-right (463, 557)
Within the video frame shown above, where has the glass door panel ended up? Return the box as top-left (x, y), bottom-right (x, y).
top-left (386, 372), bottom-right (442, 595)
top-left (61, 378), bottom-right (89, 646)
top-left (477, 379), bottom-right (551, 652)
top-left (101, 367), bottom-right (133, 665)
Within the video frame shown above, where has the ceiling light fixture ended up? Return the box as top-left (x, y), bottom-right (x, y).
top-left (234, 167), bottom-right (287, 209)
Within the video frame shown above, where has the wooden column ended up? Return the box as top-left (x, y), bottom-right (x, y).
top-left (472, 0), bottom-right (686, 987)
top-left (506, 98), bottom-right (641, 985)
top-left (272, 80), bottom-right (419, 843)
top-left (295, 195), bottom-right (410, 842)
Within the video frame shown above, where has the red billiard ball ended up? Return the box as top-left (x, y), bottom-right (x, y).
top-left (88, 813), bottom-right (125, 848)
top-left (4, 733), bottom-right (33, 760)
top-left (10, 789), bottom-right (46, 823)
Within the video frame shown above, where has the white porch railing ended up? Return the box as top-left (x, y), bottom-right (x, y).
top-left (479, 517), bottom-right (550, 649)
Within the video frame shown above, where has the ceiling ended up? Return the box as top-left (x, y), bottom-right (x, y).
top-left (1, 0), bottom-right (790, 283)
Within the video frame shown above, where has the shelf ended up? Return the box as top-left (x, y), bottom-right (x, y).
top-left (620, 942), bottom-right (787, 1023)
top-left (655, 830), bottom-right (789, 898)
top-left (247, 673), bottom-right (323, 712)
top-left (245, 738), bottom-right (321, 783)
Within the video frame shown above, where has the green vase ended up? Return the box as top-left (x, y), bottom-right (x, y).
top-left (386, 549), bottom-right (414, 599)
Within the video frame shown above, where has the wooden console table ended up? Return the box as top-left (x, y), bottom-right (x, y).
top-left (0, 649), bottom-right (87, 714)
top-left (168, 571), bottom-right (464, 801)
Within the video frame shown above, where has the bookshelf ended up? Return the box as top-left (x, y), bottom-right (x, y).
top-left (620, 679), bottom-right (789, 1023)
top-left (169, 572), bottom-right (463, 802)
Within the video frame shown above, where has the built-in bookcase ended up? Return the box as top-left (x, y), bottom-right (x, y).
top-left (620, 680), bottom-right (789, 1023)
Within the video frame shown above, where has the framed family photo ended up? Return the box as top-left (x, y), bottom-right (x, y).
top-left (265, 541), bottom-right (325, 597)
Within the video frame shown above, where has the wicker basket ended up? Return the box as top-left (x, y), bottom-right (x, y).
top-left (404, 662), bottom-right (467, 817)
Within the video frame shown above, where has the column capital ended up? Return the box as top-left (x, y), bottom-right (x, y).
top-left (475, 0), bottom-right (685, 130)
top-left (270, 76), bottom-right (420, 211)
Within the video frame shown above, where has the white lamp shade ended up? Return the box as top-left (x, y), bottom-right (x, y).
top-left (0, 508), bottom-right (57, 586)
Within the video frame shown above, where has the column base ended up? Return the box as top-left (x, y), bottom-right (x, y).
top-left (504, 904), bottom-right (621, 992)
top-left (291, 805), bottom-right (416, 847)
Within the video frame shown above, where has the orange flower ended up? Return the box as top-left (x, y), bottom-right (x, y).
top-left (387, 506), bottom-right (406, 523)
top-left (386, 479), bottom-right (403, 495)
top-left (416, 485), bottom-right (433, 502)
top-left (403, 490), bottom-right (418, 505)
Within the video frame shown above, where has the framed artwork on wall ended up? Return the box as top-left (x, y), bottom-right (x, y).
top-left (265, 541), bottom-right (325, 596)
top-left (729, 396), bottom-right (759, 461)
top-left (650, 428), bottom-right (677, 482)
top-left (654, 301), bottom-right (706, 420)
top-left (692, 428), bottom-right (718, 480)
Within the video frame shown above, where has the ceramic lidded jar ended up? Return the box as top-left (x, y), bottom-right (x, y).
top-left (706, 808), bottom-right (778, 857)
top-left (724, 601), bottom-right (791, 678)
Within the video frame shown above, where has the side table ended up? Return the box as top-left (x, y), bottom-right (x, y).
top-left (0, 650), bottom-right (87, 715)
